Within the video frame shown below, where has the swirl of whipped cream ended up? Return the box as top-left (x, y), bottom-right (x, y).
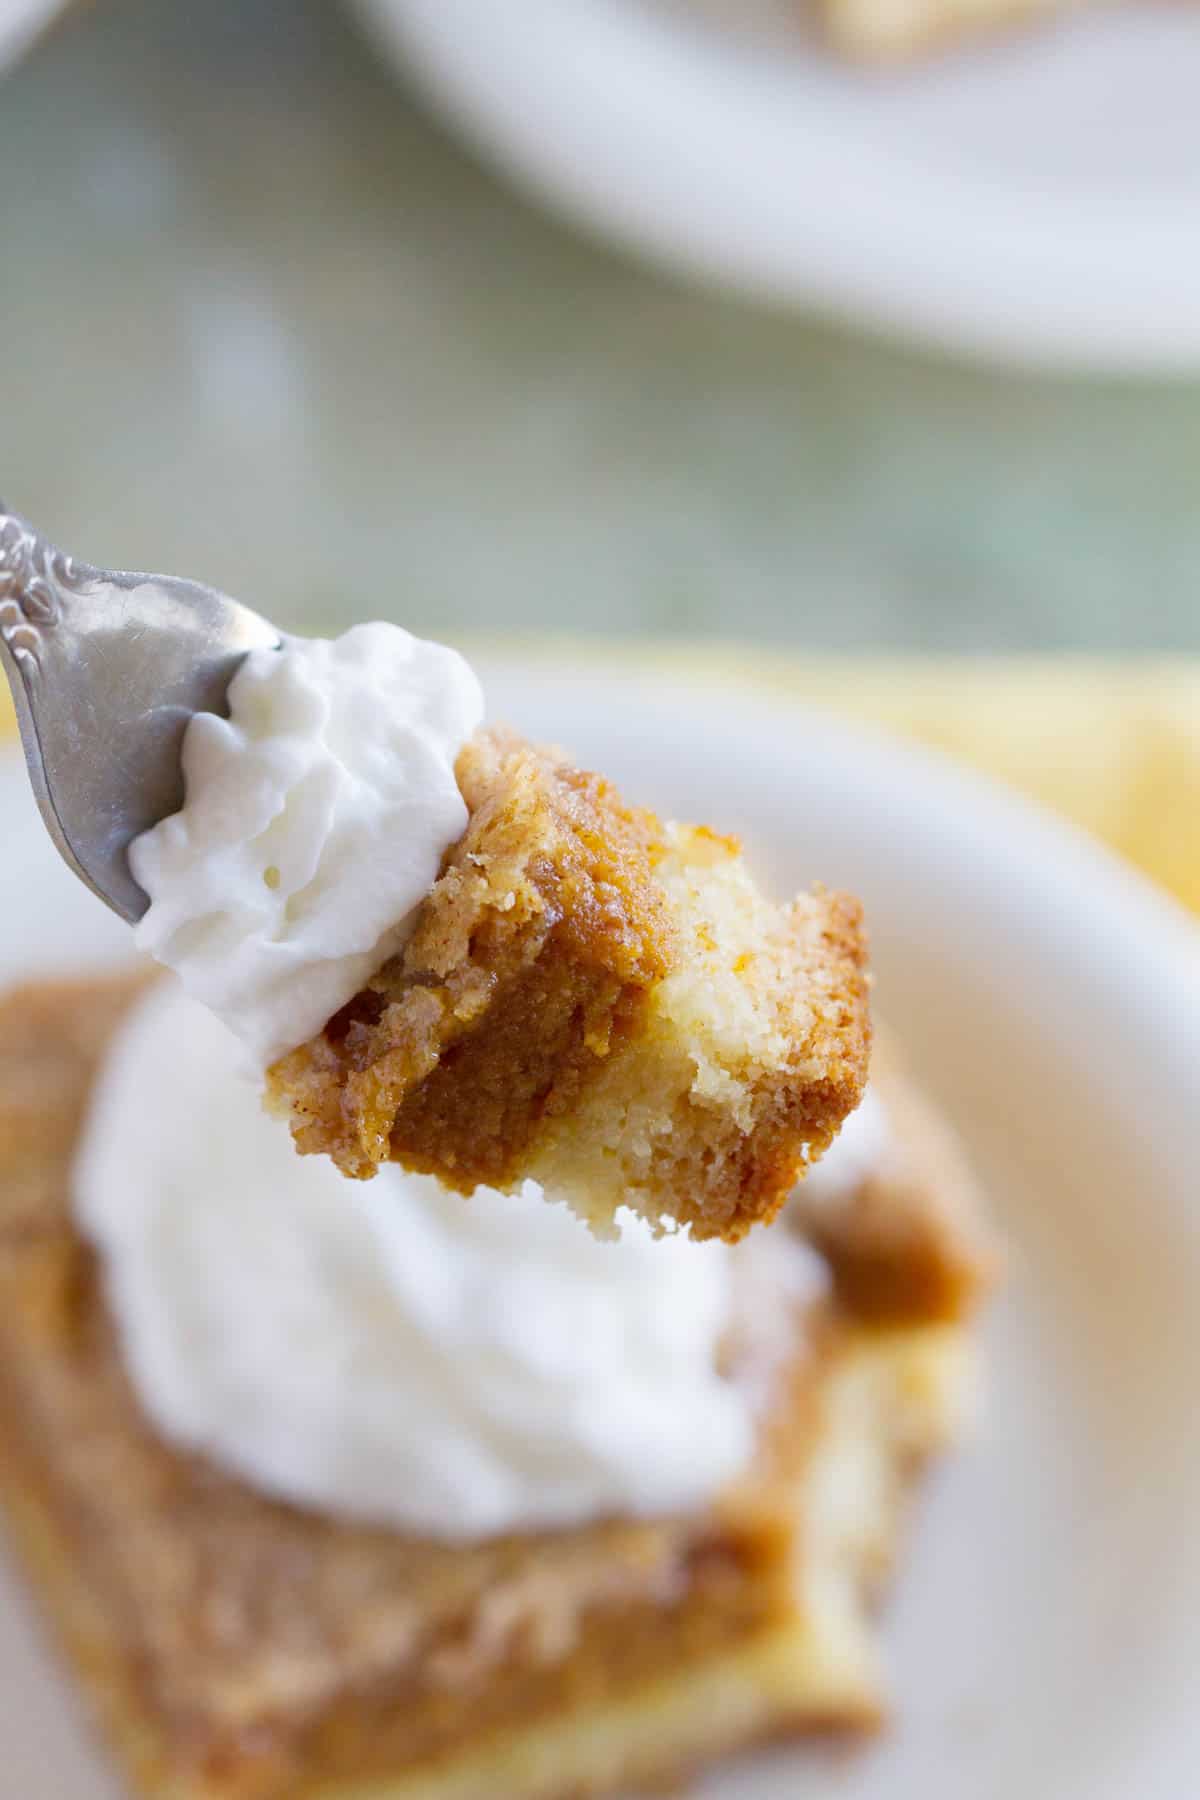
top-left (129, 623), bottom-right (483, 1067)
top-left (73, 982), bottom-right (806, 1539)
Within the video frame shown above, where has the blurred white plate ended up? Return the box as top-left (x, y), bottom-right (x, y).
top-left (353, 0), bottom-right (1200, 371)
top-left (0, 0), bottom-right (64, 68)
top-left (3, 663), bottom-right (1200, 1797)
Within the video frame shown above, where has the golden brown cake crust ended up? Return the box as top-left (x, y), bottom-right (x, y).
top-left (268, 730), bottom-right (872, 1243)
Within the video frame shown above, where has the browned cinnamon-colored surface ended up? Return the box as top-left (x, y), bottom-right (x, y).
top-left (268, 730), bottom-right (871, 1242)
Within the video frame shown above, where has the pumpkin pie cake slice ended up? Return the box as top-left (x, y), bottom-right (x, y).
top-left (267, 729), bottom-right (871, 1244)
top-left (0, 972), bottom-right (990, 1800)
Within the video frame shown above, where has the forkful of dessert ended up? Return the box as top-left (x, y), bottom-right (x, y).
top-left (1, 505), bottom-right (871, 1242)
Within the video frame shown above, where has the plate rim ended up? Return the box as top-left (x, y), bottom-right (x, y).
top-left (352, 0), bottom-right (1200, 372)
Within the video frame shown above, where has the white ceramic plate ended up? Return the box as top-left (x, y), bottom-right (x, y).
top-left (352, 0), bottom-right (1200, 372)
top-left (3, 664), bottom-right (1200, 1798)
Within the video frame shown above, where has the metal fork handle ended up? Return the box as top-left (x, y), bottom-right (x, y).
top-left (0, 507), bottom-right (116, 907)
top-left (0, 507), bottom-right (279, 923)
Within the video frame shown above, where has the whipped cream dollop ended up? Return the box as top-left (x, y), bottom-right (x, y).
top-left (74, 982), bottom-right (814, 1539)
top-left (128, 623), bottom-right (483, 1068)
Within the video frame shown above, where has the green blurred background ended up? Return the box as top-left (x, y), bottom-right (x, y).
top-left (2, 0), bottom-right (1197, 651)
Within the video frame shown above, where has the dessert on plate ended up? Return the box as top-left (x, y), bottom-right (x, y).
top-left (0, 967), bottom-right (994, 1800)
top-left (672, 0), bottom-right (1086, 67)
top-left (130, 628), bottom-right (871, 1243)
top-left (820, 0), bottom-right (1080, 60)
